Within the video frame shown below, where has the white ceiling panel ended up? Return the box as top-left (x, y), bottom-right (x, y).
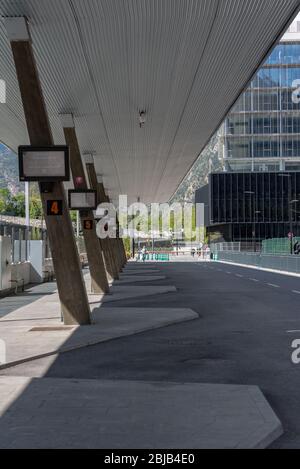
top-left (0, 0), bottom-right (299, 203)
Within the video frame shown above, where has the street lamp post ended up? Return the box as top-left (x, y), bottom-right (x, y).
top-left (25, 182), bottom-right (30, 227)
top-left (245, 191), bottom-right (256, 252)
top-left (279, 174), bottom-right (293, 255)
top-left (288, 178), bottom-right (293, 255)
top-left (25, 182), bottom-right (30, 261)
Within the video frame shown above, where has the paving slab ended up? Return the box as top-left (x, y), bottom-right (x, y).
top-left (90, 285), bottom-right (177, 304)
top-left (0, 268), bottom-right (182, 369)
top-left (84, 271), bottom-right (175, 301)
top-left (0, 377), bottom-right (282, 449)
top-left (114, 275), bottom-right (166, 284)
top-left (120, 269), bottom-right (161, 276)
top-left (0, 303), bottom-right (197, 369)
top-left (123, 264), bottom-right (159, 270)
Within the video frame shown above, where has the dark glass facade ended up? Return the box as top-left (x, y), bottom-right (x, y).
top-left (209, 172), bottom-right (300, 241)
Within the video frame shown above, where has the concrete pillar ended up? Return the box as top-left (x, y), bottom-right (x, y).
top-left (6, 17), bottom-right (90, 325)
top-left (116, 218), bottom-right (127, 267)
top-left (104, 194), bottom-right (126, 272)
top-left (85, 162), bottom-right (119, 280)
top-left (61, 115), bottom-right (109, 294)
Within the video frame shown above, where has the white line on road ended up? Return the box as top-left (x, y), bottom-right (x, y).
top-left (249, 278), bottom-right (259, 282)
top-left (292, 290), bottom-right (300, 295)
top-left (226, 272), bottom-right (232, 275)
top-left (267, 283), bottom-right (280, 288)
top-left (235, 274), bottom-right (244, 278)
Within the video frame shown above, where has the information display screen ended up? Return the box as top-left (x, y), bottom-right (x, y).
top-left (19, 146), bottom-right (70, 182)
top-left (68, 190), bottom-right (97, 211)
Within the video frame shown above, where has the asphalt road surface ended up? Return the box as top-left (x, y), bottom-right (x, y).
top-left (2, 261), bottom-right (300, 448)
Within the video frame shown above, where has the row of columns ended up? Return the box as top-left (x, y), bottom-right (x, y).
top-left (6, 17), bottom-right (127, 326)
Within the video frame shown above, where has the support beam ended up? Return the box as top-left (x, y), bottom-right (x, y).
top-left (61, 115), bottom-right (109, 294)
top-left (115, 209), bottom-right (127, 269)
top-left (6, 17), bottom-right (90, 325)
top-left (85, 161), bottom-right (119, 280)
top-left (117, 220), bottom-right (128, 266)
top-left (103, 193), bottom-right (126, 273)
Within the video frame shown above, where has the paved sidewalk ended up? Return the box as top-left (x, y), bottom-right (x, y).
top-left (0, 264), bottom-right (196, 368)
top-left (0, 304), bottom-right (197, 368)
top-left (114, 275), bottom-right (166, 284)
top-left (0, 377), bottom-right (282, 449)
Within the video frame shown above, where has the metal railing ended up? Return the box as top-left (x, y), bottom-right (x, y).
top-left (215, 250), bottom-right (300, 274)
top-left (0, 219), bottom-right (87, 261)
top-left (0, 215), bottom-right (45, 228)
top-left (212, 242), bottom-right (262, 253)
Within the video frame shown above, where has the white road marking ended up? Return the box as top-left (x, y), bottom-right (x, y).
top-left (249, 278), bottom-right (259, 282)
top-left (226, 271), bottom-right (232, 274)
top-left (267, 283), bottom-right (280, 288)
top-left (236, 274), bottom-right (243, 278)
top-left (292, 290), bottom-right (300, 295)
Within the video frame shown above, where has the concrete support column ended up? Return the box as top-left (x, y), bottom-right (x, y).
top-left (85, 162), bottom-right (119, 280)
top-left (6, 17), bottom-right (90, 325)
top-left (61, 115), bottom-right (109, 294)
top-left (113, 237), bottom-right (123, 272)
top-left (116, 219), bottom-right (127, 267)
top-left (102, 193), bottom-right (125, 274)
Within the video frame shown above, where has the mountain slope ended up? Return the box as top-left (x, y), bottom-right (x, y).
top-left (0, 144), bottom-right (21, 194)
top-left (172, 133), bottom-right (222, 203)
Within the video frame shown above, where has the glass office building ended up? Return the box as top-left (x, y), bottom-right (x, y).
top-left (195, 17), bottom-right (300, 244)
top-left (220, 18), bottom-right (300, 172)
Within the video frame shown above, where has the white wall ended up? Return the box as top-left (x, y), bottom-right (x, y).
top-left (11, 262), bottom-right (31, 287)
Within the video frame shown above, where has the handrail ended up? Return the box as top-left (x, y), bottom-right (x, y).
top-left (0, 215), bottom-right (45, 228)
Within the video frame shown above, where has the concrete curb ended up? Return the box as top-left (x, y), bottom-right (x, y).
top-left (0, 377), bottom-right (283, 449)
top-left (235, 386), bottom-right (283, 448)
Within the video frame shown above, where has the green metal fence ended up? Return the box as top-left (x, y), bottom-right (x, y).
top-left (145, 253), bottom-right (170, 262)
top-left (262, 238), bottom-right (300, 255)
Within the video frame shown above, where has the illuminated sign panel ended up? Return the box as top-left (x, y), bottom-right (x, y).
top-left (83, 220), bottom-right (94, 231)
top-left (68, 190), bottom-right (97, 211)
top-left (19, 146), bottom-right (70, 182)
top-left (47, 200), bottom-right (63, 216)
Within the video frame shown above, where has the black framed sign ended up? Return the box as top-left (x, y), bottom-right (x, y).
top-left (68, 190), bottom-right (97, 211)
top-left (19, 146), bottom-right (70, 182)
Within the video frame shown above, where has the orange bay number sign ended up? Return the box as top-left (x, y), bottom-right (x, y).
top-left (83, 220), bottom-right (93, 231)
top-left (47, 200), bottom-right (63, 216)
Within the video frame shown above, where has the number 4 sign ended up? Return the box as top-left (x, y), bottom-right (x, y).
top-left (47, 200), bottom-right (63, 216)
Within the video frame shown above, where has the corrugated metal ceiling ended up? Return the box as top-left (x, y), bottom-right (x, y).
top-left (0, 0), bottom-right (299, 203)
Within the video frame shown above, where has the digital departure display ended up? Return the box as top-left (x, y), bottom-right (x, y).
top-left (18, 146), bottom-right (70, 182)
top-left (68, 190), bottom-right (97, 211)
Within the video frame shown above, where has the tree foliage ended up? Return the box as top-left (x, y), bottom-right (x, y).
top-left (0, 188), bottom-right (26, 216)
